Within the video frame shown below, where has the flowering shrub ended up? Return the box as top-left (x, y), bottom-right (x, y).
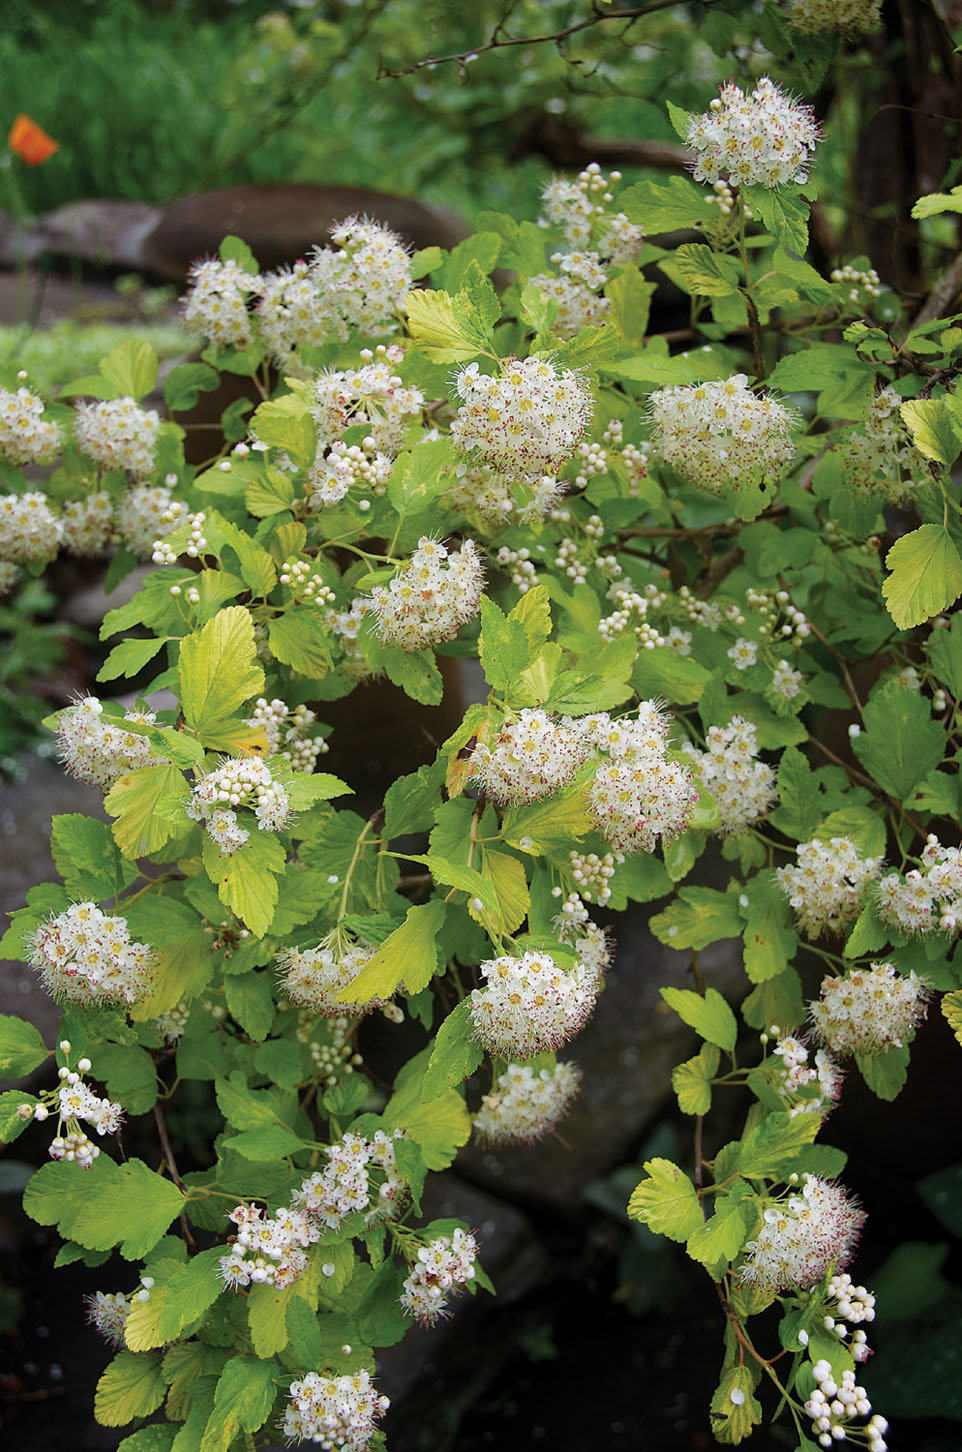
top-left (3, 25), bottom-right (962, 1452)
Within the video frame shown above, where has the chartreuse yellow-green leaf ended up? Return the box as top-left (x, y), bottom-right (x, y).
top-left (95, 1350), bottom-right (166, 1427)
top-left (105, 763), bottom-right (188, 858)
top-left (627, 1158), bottom-right (704, 1242)
top-left (23, 1157), bottom-right (184, 1260)
top-left (178, 605), bottom-right (265, 749)
top-left (199, 1356), bottom-right (278, 1452)
top-left (336, 899), bottom-right (445, 1005)
top-left (882, 524), bottom-right (962, 629)
top-left (710, 1365), bottom-right (763, 1445)
top-left (203, 831), bottom-right (285, 937)
top-left (671, 1042), bottom-right (720, 1115)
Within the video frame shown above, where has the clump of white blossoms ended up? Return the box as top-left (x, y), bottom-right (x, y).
top-left (182, 256), bottom-right (263, 348)
top-left (474, 1060), bottom-right (582, 1145)
top-left (43, 1068), bottom-right (125, 1168)
top-left (277, 939), bottom-right (379, 1016)
top-left (28, 904), bottom-right (156, 1008)
top-left (469, 947), bottom-right (603, 1059)
top-left (0, 490), bottom-right (63, 563)
top-left (739, 1174), bottom-right (865, 1291)
top-left (877, 834), bottom-right (962, 935)
top-left (0, 384), bottom-right (62, 465)
top-left (769, 1034), bottom-right (843, 1120)
top-left (369, 536), bottom-right (484, 652)
top-left (776, 836), bottom-right (882, 938)
top-left (686, 76), bottom-right (821, 189)
top-left (587, 702), bottom-right (698, 855)
top-left (56, 696), bottom-right (164, 791)
top-left (650, 375), bottom-right (797, 499)
top-left (312, 345), bottom-right (423, 456)
top-left (293, 1130), bottom-right (408, 1232)
top-left (281, 1369), bottom-right (390, 1450)
top-left (187, 755), bottom-right (291, 852)
top-left (837, 387), bottom-right (930, 502)
top-left (451, 356), bottom-right (594, 476)
top-left (85, 1291), bottom-right (132, 1347)
top-left (400, 1228), bottom-right (479, 1326)
top-left (218, 1202), bottom-right (317, 1291)
top-left (59, 492), bottom-right (115, 557)
top-left (791, 0), bottom-right (881, 37)
top-left (805, 1360), bottom-right (888, 1452)
top-left (810, 963), bottom-right (929, 1056)
top-left (74, 396), bottom-right (160, 479)
top-left (449, 461), bottom-right (565, 527)
top-left (246, 696), bottom-right (327, 772)
top-left (117, 482), bottom-right (182, 557)
top-left (540, 163), bottom-right (645, 256)
top-left (684, 716), bottom-right (775, 835)
top-left (470, 709), bottom-right (593, 805)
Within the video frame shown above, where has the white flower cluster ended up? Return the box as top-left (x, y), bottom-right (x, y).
top-left (791, 0), bottom-right (881, 36)
top-left (74, 396), bottom-right (160, 479)
top-left (739, 1174), bottom-right (865, 1291)
top-left (27, 1051), bottom-right (126, 1169)
top-left (450, 461), bottom-right (565, 527)
top-left (685, 716), bottom-right (775, 835)
top-left (0, 384), bottom-right (61, 465)
top-left (838, 387), bottom-right (930, 502)
top-left (59, 491), bottom-right (115, 557)
top-left (769, 1034), bottom-right (843, 1119)
top-left (805, 1361), bottom-right (888, 1451)
top-left (281, 1369), bottom-right (390, 1450)
top-left (776, 836), bottom-right (882, 938)
top-left (877, 835), bottom-right (962, 935)
top-left (528, 264), bottom-right (611, 338)
top-left (277, 940), bottom-right (377, 1016)
top-left (218, 1202), bottom-right (317, 1291)
top-left (246, 697), bottom-right (327, 772)
top-left (771, 658), bottom-right (804, 700)
top-left (400, 1228), bottom-right (479, 1326)
top-left (85, 1290), bottom-right (131, 1347)
top-left (292, 1130), bottom-right (407, 1232)
top-left (451, 357), bottom-right (593, 476)
top-left (831, 260), bottom-right (882, 305)
top-left (650, 375), bottom-right (797, 499)
top-left (28, 903), bottom-right (156, 1008)
top-left (187, 755), bottom-right (291, 853)
top-left (370, 536), bottom-right (484, 652)
top-left (470, 709), bottom-right (593, 805)
top-left (469, 947), bottom-right (603, 1058)
top-left (474, 1060), bottom-right (582, 1144)
top-left (117, 482), bottom-right (182, 557)
top-left (540, 164), bottom-right (644, 258)
top-left (56, 696), bottom-right (163, 790)
top-left (182, 257), bottom-right (263, 348)
top-left (810, 963), bottom-right (929, 1056)
top-left (687, 77), bottom-right (821, 189)
top-left (257, 260), bottom-right (332, 369)
top-left (0, 490), bottom-right (63, 563)
top-left (587, 702), bottom-right (698, 855)
top-left (313, 346), bottom-right (422, 456)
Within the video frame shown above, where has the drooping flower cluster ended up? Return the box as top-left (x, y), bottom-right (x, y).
top-left (470, 709), bottom-right (593, 805)
top-left (776, 836), bottom-right (882, 938)
top-left (684, 716), bottom-right (775, 835)
top-left (739, 1175), bottom-right (865, 1291)
top-left (182, 257), bottom-right (263, 348)
top-left (877, 835), bottom-right (962, 935)
top-left (805, 1361), bottom-right (888, 1451)
top-left (56, 696), bottom-right (164, 790)
top-left (790, 0), bottom-right (881, 36)
top-left (218, 1202), bottom-right (317, 1291)
top-left (469, 947), bottom-right (603, 1058)
top-left (400, 1228), bottom-right (479, 1326)
top-left (769, 1034), bottom-right (843, 1120)
top-left (74, 396), bottom-right (160, 478)
top-left (187, 756), bottom-right (291, 852)
top-left (0, 384), bottom-right (61, 465)
top-left (28, 904), bottom-right (156, 1007)
top-left (27, 1050), bottom-right (127, 1168)
top-left (0, 490), bottom-right (63, 562)
top-left (293, 1131), bottom-right (407, 1233)
top-left (246, 697), bottom-right (327, 772)
top-left (277, 940), bottom-right (378, 1016)
top-left (474, 1060), bottom-right (582, 1144)
top-left (650, 375), bottom-right (797, 499)
top-left (85, 1290), bottom-right (132, 1347)
top-left (451, 356), bottom-right (593, 476)
top-left (281, 1369), bottom-right (390, 1450)
top-left (369, 536), bottom-right (484, 652)
top-left (837, 387), bottom-right (929, 502)
top-left (810, 963), bottom-right (929, 1056)
top-left (686, 76), bottom-right (821, 189)
top-left (587, 702), bottom-right (698, 855)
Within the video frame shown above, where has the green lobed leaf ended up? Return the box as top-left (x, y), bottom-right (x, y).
top-left (23, 1157), bottom-right (184, 1259)
top-left (660, 986), bottom-right (738, 1052)
top-left (741, 871), bottom-right (798, 984)
top-left (336, 899), bottom-right (446, 1005)
top-left (0, 1014), bottom-right (50, 1078)
top-left (855, 1044), bottom-right (911, 1100)
top-left (687, 1190), bottom-right (753, 1276)
top-left (124, 1247), bottom-right (224, 1350)
top-left (650, 888), bottom-right (744, 952)
top-left (94, 1350), bottom-right (166, 1427)
top-left (666, 243), bottom-right (741, 298)
top-left (51, 814), bottom-right (138, 899)
top-left (420, 999), bottom-right (484, 1100)
top-left (900, 398), bottom-right (960, 468)
top-left (203, 831), bottom-right (285, 938)
top-left (627, 1158), bottom-right (704, 1242)
top-left (247, 1283), bottom-right (292, 1357)
top-left (671, 1042), bottom-right (721, 1115)
top-left (620, 175), bottom-right (718, 232)
top-left (851, 680), bottom-right (945, 801)
top-left (104, 762), bottom-right (189, 858)
top-left (178, 605), bottom-right (265, 749)
top-left (709, 1365), bottom-right (763, 1444)
top-left (882, 525), bottom-right (962, 629)
top-left (737, 1111), bottom-right (819, 1178)
top-left (97, 635), bottom-right (168, 683)
top-left (99, 339), bottom-right (158, 401)
top-left (199, 1356), bottom-right (278, 1452)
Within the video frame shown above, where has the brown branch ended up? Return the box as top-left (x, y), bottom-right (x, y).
top-left (154, 1103), bottom-right (197, 1250)
top-left (911, 246), bottom-right (962, 329)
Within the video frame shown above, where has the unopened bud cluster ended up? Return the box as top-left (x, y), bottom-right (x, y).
top-left (805, 1361), bottom-right (887, 1451)
top-left (400, 1228), bottom-right (479, 1325)
top-left (811, 962), bottom-right (929, 1056)
top-left (369, 535), bottom-right (484, 652)
top-left (246, 697), bottom-right (327, 771)
top-left (188, 755), bottom-right (291, 852)
top-left (776, 836), bottom-right (882, 938)
top-left (686, 77), bottom-right (821, 189)
top-left (650, 375), bottom-right (797, 499)
top-left (474, 1060), bottom-right (582, 1144)
top-left (739, 1174), bottom-right (865, 1291)
top-left (28, 904), bottom-right (156, 1007)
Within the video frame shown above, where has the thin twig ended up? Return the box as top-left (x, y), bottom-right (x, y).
top-left (154, 1103), bottom-right (197, 1250)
